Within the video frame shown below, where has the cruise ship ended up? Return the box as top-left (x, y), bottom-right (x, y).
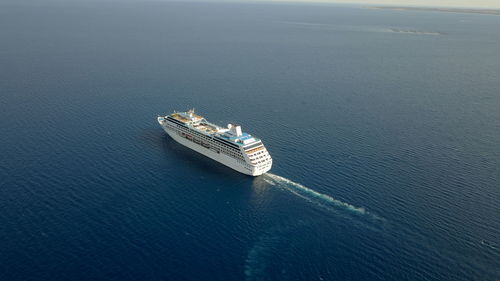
top-left (157, 109), bottom-right (272, 176)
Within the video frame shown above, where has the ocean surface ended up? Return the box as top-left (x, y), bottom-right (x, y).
top-left (1, 1), bottom-right (499, 280)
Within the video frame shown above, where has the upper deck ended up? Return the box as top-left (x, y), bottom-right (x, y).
top-left (168, 110), bottom-right (261, 147)
top-left (171, 112), bottom-right (203, 123)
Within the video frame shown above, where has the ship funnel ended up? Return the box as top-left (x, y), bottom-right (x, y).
top-left (229, 124), bottom-right (242, 136)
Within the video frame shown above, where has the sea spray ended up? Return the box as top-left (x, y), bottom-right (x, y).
top-left (481, 240), bottom-right (499, 251)
top-left (264, 173), bottom-right (383, 221)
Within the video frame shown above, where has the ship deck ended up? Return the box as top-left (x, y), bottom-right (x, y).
top-left (171, 112), bottom-right (204, 123)
top-left (169, 111), bottom-right (260, 146)
top-left (192, 123), bottom-right (218, 135)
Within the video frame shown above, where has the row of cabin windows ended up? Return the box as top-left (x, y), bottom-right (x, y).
top-left (215, 138), bottom-right (240, 149)
top-left (173, 124), bottom-right (244, 160)
top-left (173, 124), bottom-right (238, 151)
top-left (218, 145), bottom-right (244, 160)
top-left (249, 150), bottom-right (267, 160)
top-left (168, 120), bottom-right (240, 151)
top-left (254, 158), bottom-right (271, 165)
top-left (252, 154), bottom-right (269, 161)
top-left (244, 141), bottom-right (263, 151)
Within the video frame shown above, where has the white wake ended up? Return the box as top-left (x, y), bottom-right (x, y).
top-left (264, 173), bottom-right (381, 220)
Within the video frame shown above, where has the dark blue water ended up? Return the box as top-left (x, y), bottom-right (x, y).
top-left (1, 1), bottom-right (499, 280)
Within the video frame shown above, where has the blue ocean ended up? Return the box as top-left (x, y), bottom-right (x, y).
top-left (1, 1), bottom-right (499, 280)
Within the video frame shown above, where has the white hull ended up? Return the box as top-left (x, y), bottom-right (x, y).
top-left (160, 125), bottom-right (271, 176)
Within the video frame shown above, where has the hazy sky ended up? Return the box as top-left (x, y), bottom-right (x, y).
top-left (266, 0), bottom-right (500, 9)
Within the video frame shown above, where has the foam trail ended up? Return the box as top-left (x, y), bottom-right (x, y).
top-left (262, 178), bottom-right (275, 186)
top-left (265, 173), bottom-right (381, 220)
top-left (481, 240), bottom-right (499, 251)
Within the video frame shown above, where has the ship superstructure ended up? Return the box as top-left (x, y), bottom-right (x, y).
top-left (157, 109), bottom-right (272, 176)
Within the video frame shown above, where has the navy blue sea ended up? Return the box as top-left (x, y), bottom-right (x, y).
top-left (1, 1), bottom-right (499, 280)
